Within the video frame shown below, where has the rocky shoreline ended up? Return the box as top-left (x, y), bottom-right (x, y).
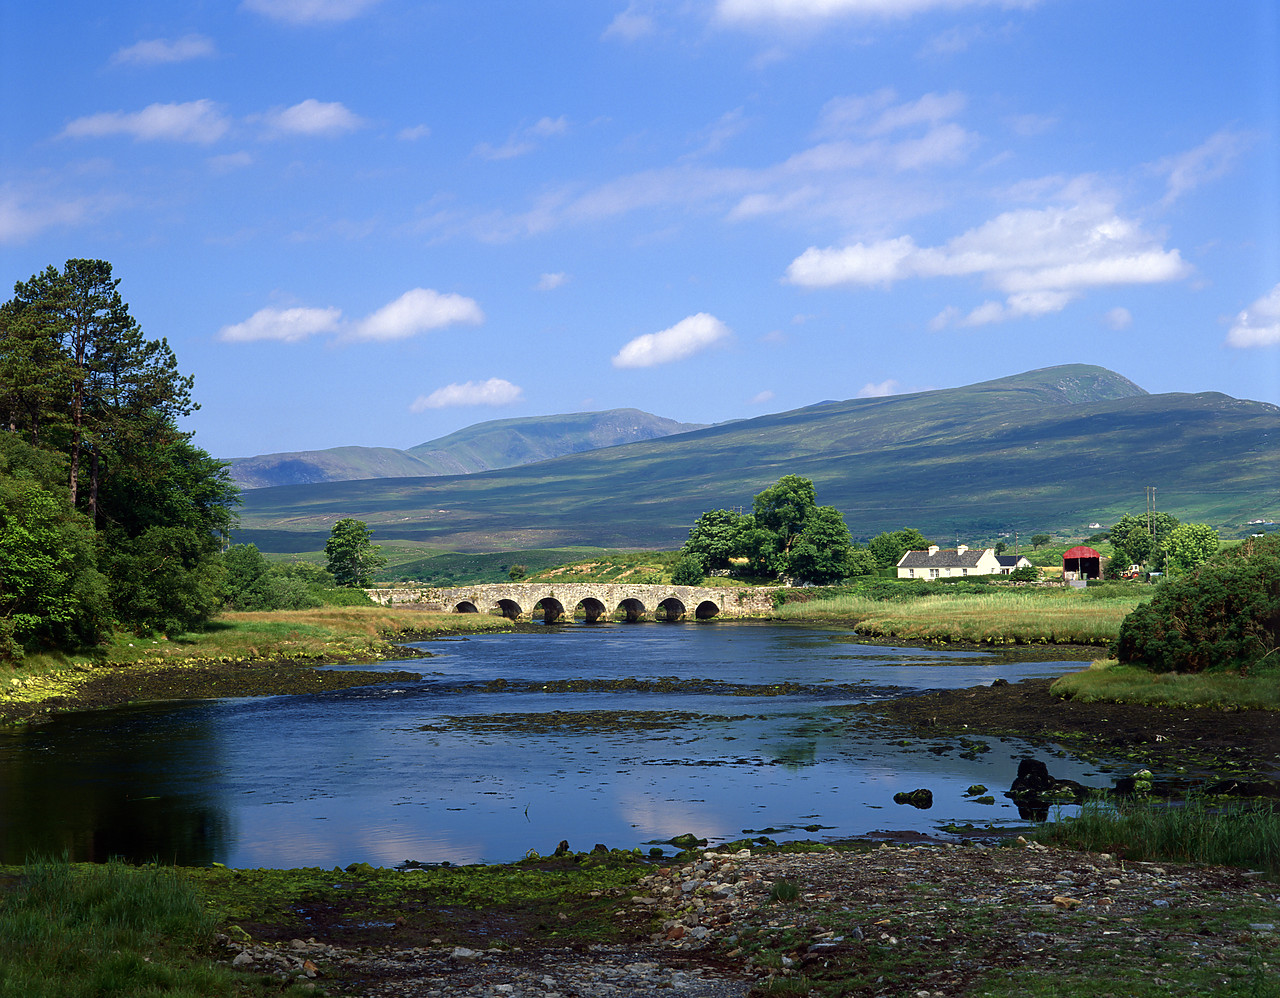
top-left (220, 840), bottom-right (1279, 997)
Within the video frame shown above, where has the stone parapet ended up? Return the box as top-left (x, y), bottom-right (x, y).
top-left (363, 582), bottom-right (779, 621)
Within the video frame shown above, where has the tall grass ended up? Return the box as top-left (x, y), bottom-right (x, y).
top-left (1053, 661), bottom-right (1280, 710)
top-left (0, 857), bottom-right (241, 998)
top-left (771, 588), bottom-right (1146, 645)
top-left (1033, 797), bottom-right (1280, 877)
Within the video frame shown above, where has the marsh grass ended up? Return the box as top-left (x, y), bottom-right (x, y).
top-left (9, 607), bottom-right (510, 674)
top-left (1053, 660), bottom-right (1280, 710)
top-left (772, 588), bottom-right (1148, 645)
top-left (1034, 797), bottom-right (1280, 877)
top-left (0, 856), bottom-right (302, 998)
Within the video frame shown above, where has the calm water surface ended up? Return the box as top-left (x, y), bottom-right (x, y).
top-left (0, 623), bottom-right (1107, 867)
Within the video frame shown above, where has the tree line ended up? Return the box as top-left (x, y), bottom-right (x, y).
top-left (0, 259), bottom-right (403, 663)
top-left (672, 474), bottom-right (933, 585)
top-left (0, 259), bottom-right (243, 660)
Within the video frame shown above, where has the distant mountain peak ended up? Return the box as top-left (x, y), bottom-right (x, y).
top-left (227, 407), bottom-right (705, 490)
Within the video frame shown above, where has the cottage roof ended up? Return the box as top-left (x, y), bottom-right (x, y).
top-left (996, 555), bottom-right (1028, 567)
top-left (898, 548), bottom-right (988, 569)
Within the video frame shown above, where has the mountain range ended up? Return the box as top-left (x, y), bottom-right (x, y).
top-left (233, 364), bottom-right (1280, 555)
top-left (227, 409), bottom-right (706, 489)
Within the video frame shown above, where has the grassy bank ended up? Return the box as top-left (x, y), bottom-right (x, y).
top-left (1053, 660), bottom-right (1280, 710)
top-left (1, 607), bottom-right (512, 723)
top-left (771, 587), bottom-right (1149, 645)
top-left (0, 857), bottom-right (316, 998)
top-left (1033, 797), bottom-right (1280, 877)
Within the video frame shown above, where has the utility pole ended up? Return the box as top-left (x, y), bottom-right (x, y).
top-left (1145, 486), bottom-right (1157, 545)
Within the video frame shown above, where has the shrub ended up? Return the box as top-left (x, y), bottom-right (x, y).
top-left (670, 553), bottom-right (707, 586)
top-left (1112, 532), bottom-right (1280, 673)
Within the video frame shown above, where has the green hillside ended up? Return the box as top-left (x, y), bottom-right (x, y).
top-left (235, 365), bottom-right (1280, 554)
top-left (227, 408), bottom-right (705, 489)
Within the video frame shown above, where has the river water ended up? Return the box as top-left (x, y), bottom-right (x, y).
top-left (0, 622), bottom-right (1109, 868)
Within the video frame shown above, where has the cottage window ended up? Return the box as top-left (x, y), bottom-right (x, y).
top-left (929, 568), bottom-right (940, 579)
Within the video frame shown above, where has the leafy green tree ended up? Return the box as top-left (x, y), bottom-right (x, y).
top-left (507, 564), bottom-right (527, 582)
top-left (0, 259), bottom-right (237, 644)
top-left (1030, 533), bottom-right (1051, 550)
top-left (1113, 533), bottom-right (1280, 674)
top-left (994, 541), bottom-right (1008, 555)
top-left (670, 553), bottom-right (707, 586)
top-left (105, 526), bottom-right (227, 637)
top-left (868, 528), bottom-right (932, 569)
top-left (787, 505), bottom-right (854, 584)
top-left (1109, 512), bottom-right (1179, 568)
top-left (844, 546), bottom-right (878, 579)
top-left (223, 544), bottom-right (277, 611)
top-left (223, 545), bottom-right (324, 611)
top-left (4, 261), bottom-right (195, 519)
top-left (0, 435), bottom-right (110, 660)
top-left (681, 508), bottom-right (747, 570)
top-left (1158, 523), bottom-right (1219, 576)
top-left (325, 518), bottom-right (387, 587)
top-left (751, 475), bottom-right (816, 557)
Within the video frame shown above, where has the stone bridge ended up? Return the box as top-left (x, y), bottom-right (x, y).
top-left (363, 582), bottom-right (779, 623)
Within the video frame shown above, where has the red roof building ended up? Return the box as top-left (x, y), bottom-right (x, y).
top-left (1062, 545), bottom-right (1101, 580)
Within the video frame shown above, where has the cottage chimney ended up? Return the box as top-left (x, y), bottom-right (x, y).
top-left (928, 545), bottom-right (940, 555)
top-left (956, 544), bottom-right (968, 555)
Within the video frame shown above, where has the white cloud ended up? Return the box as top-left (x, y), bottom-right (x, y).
top-left (857, 379), bottom-right (901, 397)
top-left (536, 272), bottom-right (568, 291)
top-left (604, 5), bottom-right (656, 40)
top-left (612, 312), bottom-right (731, 368)
top-left (475, 116), bottom-right (570, 161)
top-left (1104, 306), bottom-right (1132, 330)
top-left (258, 99), bottom-right (366, 137)
top-left (353, 289), bottom-right (484, 341)
top-left (454, 90), bottom-right (969, 242)
top-left (1226, 283), bottom-right (1280, 348)
top-left (218, 306), bottom-right (342, 342)
top-left (749, 389), bottom-right (776, 405)
top-left (241, 0), bottom-right (381, 23)
top-left (111, 35), bottom-right (216, 66)
top-left (398, 124), bottom-right (431, 141)
top-left (209, 151), bottom-right (254, 173)
top-left (61, 99), bottom-right (230, 144)
top-left (716, 0), bottom-right (1038, 24)
top-left (0, 185), bottom-right (105, 243)
top-left (410, 378), bottom-right (523, 411)
top-left (787, 198), bottom-right (1191, 326)
top-left (220, 288), bottom-right (482, 344)
top-left (1154, 130), bottom-right (1249, 206)
top-left (529, 116), bottom-right (569, 137)
top-left (817, 89), bottom-right (966, 139)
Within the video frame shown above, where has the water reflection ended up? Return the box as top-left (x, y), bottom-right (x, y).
top-left (0, 702), bottom-right (231, 865)
top-left (0, 623), bottom-right (1102, 867)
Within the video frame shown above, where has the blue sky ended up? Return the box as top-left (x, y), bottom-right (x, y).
top-left (2, 0), bottom-right (1278, 460)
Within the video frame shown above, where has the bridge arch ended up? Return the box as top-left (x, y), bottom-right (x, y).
top-left (575, 597), bottom-right (607, 623)
top-left (453, 600), bottom-right (479, 614)
top-left (534, 597), bottom-right (567, 624)
top-left (657, 597), bottom-right (686, 621)
top-left (494, 598), bottom-right (523, 619)
top-left (694, 600), bottom-right (720, 620)
top-left (617, 597), bottom-right (646, 623)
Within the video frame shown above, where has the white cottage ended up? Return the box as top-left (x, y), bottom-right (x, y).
top-left (896, 544), bottom-right (1012, 579)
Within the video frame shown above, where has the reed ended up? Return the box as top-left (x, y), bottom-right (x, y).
top-left (771, 588), bottom-right (1146, 645)
top-left (0, 857), bottom-right (288, 998)
top-left (1052, 660), bottom-right (1280, 710)
top-left (1034, 797), bottom-right (1280, 877)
